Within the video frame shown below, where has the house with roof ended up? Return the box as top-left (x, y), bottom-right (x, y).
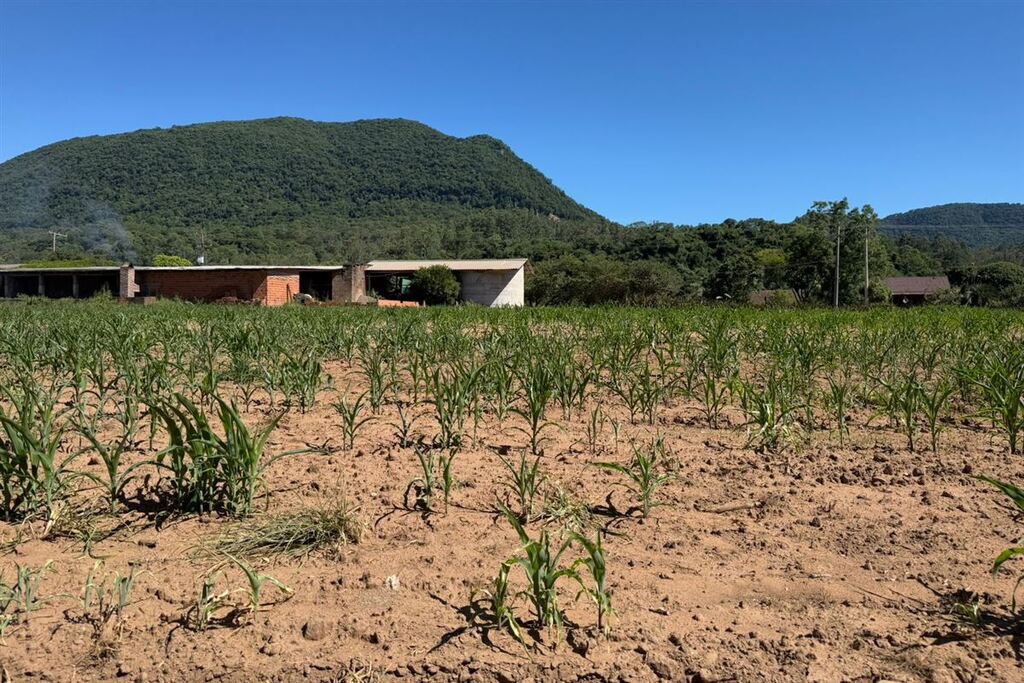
top-left (883, 275), bottom-right (952, 305)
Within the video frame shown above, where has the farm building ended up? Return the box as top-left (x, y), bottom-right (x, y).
top-left (0, 259), bottom-right (527, 307)
top-left (883, 275), bottom-right (951, 305)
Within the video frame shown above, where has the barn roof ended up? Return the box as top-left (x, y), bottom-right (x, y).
top-left (884, 276), bottom-right (951, 296)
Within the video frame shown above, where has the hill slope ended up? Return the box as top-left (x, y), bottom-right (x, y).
top-left (0, 117), bottom-right (611, 263)
top-left (880, 202), bottom-right (1024, 248)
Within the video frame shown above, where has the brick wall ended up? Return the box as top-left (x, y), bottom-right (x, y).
top-left (135, 270), bottom-right (299, 306)
top-left (260, 274), bottom-right (299, 306)
top-left (138, 270), bottom-right (266, 302)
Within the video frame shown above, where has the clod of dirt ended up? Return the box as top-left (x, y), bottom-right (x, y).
top-left (302, 619), bottom-right (331, 641)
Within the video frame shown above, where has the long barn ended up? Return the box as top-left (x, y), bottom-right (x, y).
top-left (0, 259), bottom-right (527, 307)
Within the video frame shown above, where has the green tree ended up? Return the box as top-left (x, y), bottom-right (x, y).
top-left (969, 262), bottom-right (1024, 307)
top-left (409, 265), bottom-right (461, 305)
top-left (798, 199), bottom-right (879, 305)
top-left (755, 248), bottom-right (789, 290)
top-left (152, 254), bottom-right (193, 267)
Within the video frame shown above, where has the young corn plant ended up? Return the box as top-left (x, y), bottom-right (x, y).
top-left (149, 393), bottom-right (296, 517)
top-left (1, 561), bottom-right (54, 623)
top-left (332, 391), bottom-right (375, 451)
top-left (471, 560), bottom-right (524, 645)
top-left (392, 401), bottom-right (422, 449)
top-left (594, 438), bottom-right (672, 518)
top-left (572, 530), bottom-right (613, 633)
top-left (0, 399), bottom-right (81, 528)
top-left (224, 552), bottom-right (293, 620)
top-left (512, 362), bottom-right (557, 455)
top-left (584, 405), bottom-right (605, 455)
top-left (499, 451), bottom-right (544, 523)
top-left (429, 365), bottom-right (480, 449)
top-left (186, 572), bottom-right (232, 632)
top-left (504, 507), bottom-right (577, 636)
top-left (357, 345), bottom-right (394, 415)
top-left (79, 560), bottom-right (144, 649)
top-left (824, 374), bottom-right (852, 447)
top-left (920, 379), bottom-right (955, 455)
top-left (279, 349), bottom-right (326, 414)
top-left (967, 349), bottom-right (1024, 455)
top-left (75, 421), bottom-right (149, 513)
top-left (736, 373), bottom-right (800, 452)
top-left (975, 476), bottom-right (1024, 609)
top-left (406, 443), bottom-right (458, 512)
top-left (697, 366), bottom-right (731, 429)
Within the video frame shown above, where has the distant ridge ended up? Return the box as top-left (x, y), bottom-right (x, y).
top-left (0, 117), bottom-right (611, 263)
top-left (880, 202), bottom-right (1024, 248)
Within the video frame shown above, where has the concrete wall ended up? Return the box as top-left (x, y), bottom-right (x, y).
top-left (459, 267), bottom-right (524, 307)
top-left (332, 265), bottom-right (366, 303)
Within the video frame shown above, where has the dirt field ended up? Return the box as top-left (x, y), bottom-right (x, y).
top-left (2, 360), bottom-right (1022, 683)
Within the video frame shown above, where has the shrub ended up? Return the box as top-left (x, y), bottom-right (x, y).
top-left (409, 265), bottom-right (460, 305)
top-left (153, 254), bottom-right (193, 267)
top-left (971, 262), bottom-right (1024, 307)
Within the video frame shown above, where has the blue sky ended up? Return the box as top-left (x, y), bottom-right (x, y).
top-left (1, 0), bottom-right (1021, 225)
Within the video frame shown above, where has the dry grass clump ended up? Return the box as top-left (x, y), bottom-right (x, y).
top-left (540, 483), bottom-right (592, 533)
top-left (199, 495), bottom-right (362, 560)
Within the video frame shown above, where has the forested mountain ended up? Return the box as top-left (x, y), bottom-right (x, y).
top-left (1, 118), bottom-right (1021, 305)
top-left (0, 117), bottom-right (609, 263)
top-left (880, 203), bottom-right (1024, 247)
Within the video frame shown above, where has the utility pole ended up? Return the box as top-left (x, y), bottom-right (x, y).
top-left (48, 231), bottom-right (67, 252)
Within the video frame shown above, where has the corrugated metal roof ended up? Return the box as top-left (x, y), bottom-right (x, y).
top-left (366, 259), bottom-right (527, 272)
top-left (884, 276), bottom-right (951, 296)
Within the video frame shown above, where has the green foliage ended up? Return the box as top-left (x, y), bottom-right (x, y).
top-left (408, 265), bottom-right (460, 305)
top-left (19, 257), bottom-right (118, 268)
top-left (881, 203), bottom-right (1024, 248)
top-left (152, 254), bottom-right (192, 267)
top-left (0, 117), bottom-right (597, 264)
top-left (148, 393), bottom-right (295, 516)
top-left (968, 262), bottom-right (1024, 307)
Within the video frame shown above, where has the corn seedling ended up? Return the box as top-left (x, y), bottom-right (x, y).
top-left (572, 530), bottom-right (613, 633)
top-left (594, 438), bottom-right (672, 517)
top-left (499, 451), bottom-right (544, 522)
top-left (975, 476), bottom-right (1024, 609)
top-left (75, 421), bottom-right (149, 513)
top-left (504, 506), bottom-right (577, 635)
top-left (736, 373), bottom-right (800, 452)
top-left (223, 552), bottom-right (293, 618)
top-left (920, 379), bottom-right (955, 454)
top-left (825, 374), bottom-right (852, 446)
top-left (186, 572), bottom-right (232, 631)
top-left (332, 391), bottom-right (375, 451)
top-left (512, 362), bottom-right (557, 454)
top-left (0, 561), bottom-right (53, 623)
top-left (392, 401), bottom-right (422, 449)
top-left (149, 393), bottom-right (296, 516)
top-left (967, 350), bottom-right (1024, 454)
top-left (471, 560), bottom-right (525, 645)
